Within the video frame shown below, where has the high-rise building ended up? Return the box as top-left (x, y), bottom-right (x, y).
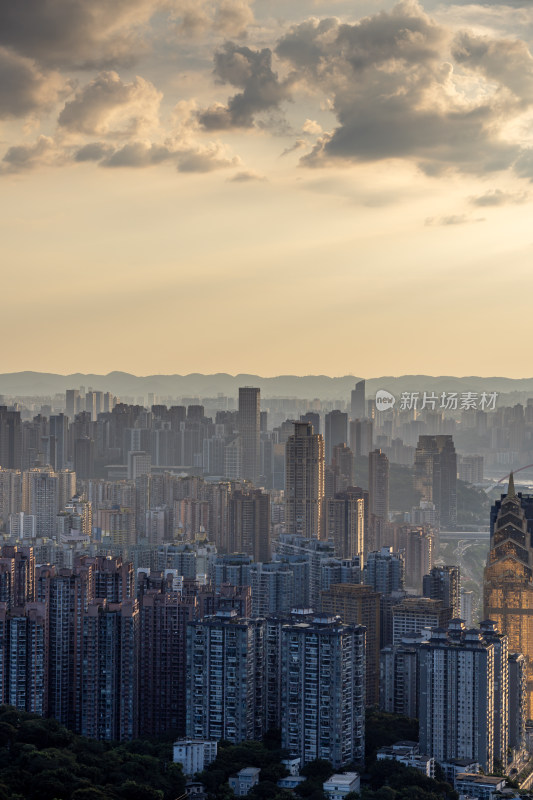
top-left (325, 410), bottom-right (348, 465)
top-left (74, 437), bottom-right (95, 479)
top-left (479, 619), bottom-right (508, 766)
top-left (484, 475), bottom-right (533, 717)
top-left (324, 491), bottom-right (364, 559)
top-left (380, 633), bottom-right (421, 719)
top-left (279, 614), bottom-right (365, 768)
top-left (365, 547), bottom-right (404, 595)
top-left (395, 525), bottom-right (435, 593)
top-left (186, 610), bottom-right (265, 744)
top-left (127, 450), bottom-right (151, 480)
top-left (508, 652), bottom-right (527, 754)
top-left (22, 467), bottom-right (60, 539)
top-left (320, 583), bottom-right (380, 706)
top-left (79, 598), bottom-right (139, 741)
top-left (414, 435), bottom-right (457, 529)
top-left (275, 534), bottom-right (335, 609)
top-left (300, 412), bottom-right (320, 435)
top-left (228, 488), bottom-right (271, 562)
top-left (239, 388), bottom-right (260, 484)
top-left (65, 389), bottom-right (81, 419)
top-left (461, 589), bottom-right (474, 627)
top-left (49, 414), bottom-right (68, 471)
top-left (0, 468), bottom-right (22, 530)
top-left (250, 562), bottom-right (294, 617)
top-left (0, 602), bottom-right (48, 715)
top-left (418, 621), bottom-right (496, 773)
top-left (138, 590), bottom-right (196, 737)
top-left (0, 407), bottom-right (22, 470)
top-left (349, 418), bottom-right (373, 458)
top-left (368, 449), bottom-right (389, 520)
top-left (350, 381), bottom-right (366, 420)
top-left (285, 422), bottom-right (325, 540)
top-left (423, 566), bottom-right (460, 618)
top-left (392, 597), bottom-right (451, 645)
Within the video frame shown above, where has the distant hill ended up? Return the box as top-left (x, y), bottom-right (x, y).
top-left (1, 371), bottom-right (533, 399)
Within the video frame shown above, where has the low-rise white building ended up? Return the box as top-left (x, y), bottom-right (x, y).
top-left (229, 767), bottom-right (261, 796)
top-left (323, 773), bottom-right (360, 800)
top-left (377, 741), bottom-right (435, 778)
top-left (455, 773), bottom-right (506, 800)
top-left (440, 759), bottom-right (479, 786)
top-left (173, 739), bottom-right (218, 777)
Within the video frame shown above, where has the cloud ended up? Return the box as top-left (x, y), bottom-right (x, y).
top-left (0, 47), bottom-right (67, 119)
top-left (58, 71), bottom-right (162, 137)
top-left (214, 0), bottom-right (255, 36)
top-left (198, 42), bottom-right (292, 129)
top-left (0, 0), bottom-right (164, 69)
top-left (97, 139), bottom-right (240, 172)
top-left (74, 142), bottom-right (113, 162)
top-left (100, 141), bottom-right (174, 167)
top-left (272, 0), bottom-right (533, 175)
top-left (469, 188), bottom-right (529, 205)
top-left (452, 30), bottom-right (533, 103)
top-left (227, 169), bottom-right (266, 181)
top-left (1, 136), bottom-right (64, 172)
top-left (302, 119), bottom-right (322, 134)
top-left (280, 138), bottom-right (309, 157)
top-left (171, 0), bottom-right (255, 37)
top-left (425, 213), bottom-right (484, 225)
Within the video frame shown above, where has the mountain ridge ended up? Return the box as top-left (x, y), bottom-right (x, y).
top-left (1, 371), bottom-right (533, 399)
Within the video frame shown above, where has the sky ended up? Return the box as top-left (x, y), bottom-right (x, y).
top-left (1, 0), bottom-right (533, 379)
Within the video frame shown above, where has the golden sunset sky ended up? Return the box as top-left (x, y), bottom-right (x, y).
top-left (1, 0), bottom-right (533, 378)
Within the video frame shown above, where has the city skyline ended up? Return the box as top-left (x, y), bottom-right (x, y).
top-left (1, 0), bottom-right (533, 377)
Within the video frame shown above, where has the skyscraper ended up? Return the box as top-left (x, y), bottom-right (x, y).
top-left (325, 410), bottom-right (348, 465)
top-left (484, 474), bottom-right (533, 717)
top-left (285, 422), bottom-right (325, 540)
top-left (350, 380), bottom-right (365, 420)
top-left (368, 449), bottom-right (389, 520)
top-left (414, 435), bottom-right (457, 529)
top-left (239, 387), bottom-right (260, 484)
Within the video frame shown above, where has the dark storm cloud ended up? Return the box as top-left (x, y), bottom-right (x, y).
top-left (198, 42), bottom-right (292, 129)
top-left (0, 47), bottom-right (66, 118)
